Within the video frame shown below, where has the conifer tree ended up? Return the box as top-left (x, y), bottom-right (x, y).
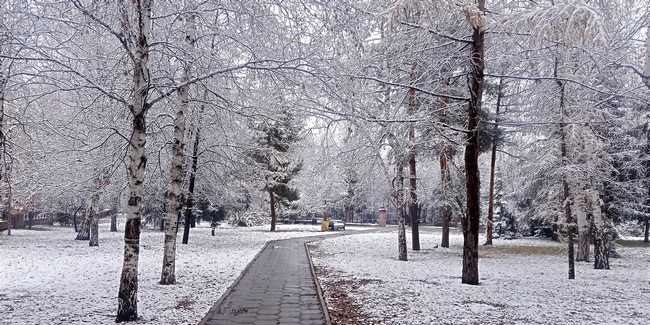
top-left (250, 110), bottom-right (302, 231)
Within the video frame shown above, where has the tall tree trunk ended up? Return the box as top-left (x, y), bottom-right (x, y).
top-left (269, 190), bottom-right (277, 232)
top-left (116, 0), bottom-right (153, 321)
top-left (408, 66), bottom-right (420, 251)
top-left (0, 59), bottom-right (9, 237)
top-left (631, 12), bottom-right (650, 251)
top-left (485, 77), bottom-right (503, 246)
top-left (461, 2), bottom-right (486, 285)
top-left (160, 12), bottom-right (195, 284)
top-left (556, 59), bottom-right (576, 280)
top-left (117, 110), bottom-right (146, 322)
top-left (439, 77), bottom-right (452, 248)
top-left (396, 163), bottom-right (408, 261)
top-left (182, 119), bottom-right (201, 245)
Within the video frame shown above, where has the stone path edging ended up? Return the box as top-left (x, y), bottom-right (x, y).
top-left (304, 240), bottom-right (332, 325)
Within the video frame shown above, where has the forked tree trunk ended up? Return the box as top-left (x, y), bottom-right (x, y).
top-left (161, 11), bottom-right (195, 284)
top-left (461, 2), bottom-right (486, 285)
top-left (269, 190), bottom-right (277, 232)
top-left (396, 163), bottom-right (407, 261)
top-left (115, 0), bottom-right (153, 321)
top-left (485, 77), bottom-right (503, 246)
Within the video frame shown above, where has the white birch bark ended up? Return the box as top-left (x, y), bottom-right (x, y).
top-left (116, 0), bottom-right (153, 321)
top-left (160, 11), bottom-right (195, 285)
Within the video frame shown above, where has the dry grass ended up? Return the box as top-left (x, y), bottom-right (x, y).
top-left (479, 244), bottom-right (565, 258)
top-left (616, 239), bottom-right (650, 248)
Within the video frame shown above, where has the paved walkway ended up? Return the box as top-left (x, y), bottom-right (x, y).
top-left (199, 236), bottom-right (327, 325)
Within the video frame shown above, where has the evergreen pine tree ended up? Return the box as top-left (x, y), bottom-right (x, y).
top-left (250, 110), bottom-right (302, 231)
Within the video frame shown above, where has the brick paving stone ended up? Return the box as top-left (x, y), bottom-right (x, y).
top-left (199, 237), bottom-right (328, 325)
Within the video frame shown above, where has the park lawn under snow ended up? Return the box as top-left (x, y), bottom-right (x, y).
top-left (311, 227), bottom-right (650, 325)
top-left (0, 221), bottom-right (331, 325)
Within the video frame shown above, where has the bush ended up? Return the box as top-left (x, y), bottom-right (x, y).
top-left (228, 210), bottom-right (269, 227)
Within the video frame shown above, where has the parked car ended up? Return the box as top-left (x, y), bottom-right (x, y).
top-left (330, 219), bottom-right (346, 231)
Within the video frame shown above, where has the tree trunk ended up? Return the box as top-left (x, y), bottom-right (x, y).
top-left (556, 60), bottom-right (576, 280)
top-left (408, 68), bottom-right (420, 251)
top-left (89, 190), bottom-right (100, 247)
top-left (160, 11), bottom-right (195, 284)
top-left (89, 216), bottom-right (99, 247)
top-left (75, 210), bottom-right (90, 240)
top-left (592, 229), bottom-right (609, 270)
top-left (73, 207), bottom-right (79, 232)
top-left (111, 197), bottom-right (119, 232)
top-left (577, 229), bottom-right (590, 262)
top-left (586, 190), bottom-right (610, 269)
top-left (116, 1), bottom-right (153, 320)
top-left (461, 2), bottom-right (485, 285)
top-left (0, 62), bottom-right (8, 237)
top-left (117, 111), bottom-right (146, 322)
top-left (269, 190), bottom-right (277, 232)
top-left (439, 75), bottom-right (451, 248)
top-left (645, 218), bottom-right (649, 243)
top-left (485, 77), bottom-right (503, 246)
top-left (110, 213), bottom-right (118, 232)
top-left (575, 193), bottom-right (590, 262)
top-left (591, 216), bottom-right (610, 269)
top-left (396, 163), bottom-right (408, 261)
top-left (182, 121), bottom-right (200, 245)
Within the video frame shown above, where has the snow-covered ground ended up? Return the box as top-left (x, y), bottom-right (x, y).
top-left (0, 222), bottom-right (333, 325)
top-left (311, 229), bottom-right (650, 325)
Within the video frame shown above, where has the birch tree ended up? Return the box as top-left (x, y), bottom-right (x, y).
top-left (160, 8), bottom-right (196, 286)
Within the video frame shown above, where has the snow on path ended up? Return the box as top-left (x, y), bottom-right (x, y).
top-left (0, 223), bottom-right (332, 325)
top-left (312, 230), bottom-right (650, 325)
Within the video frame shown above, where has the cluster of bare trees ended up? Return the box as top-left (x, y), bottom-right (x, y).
top-left (2, 0), bottom-right (650, 321)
